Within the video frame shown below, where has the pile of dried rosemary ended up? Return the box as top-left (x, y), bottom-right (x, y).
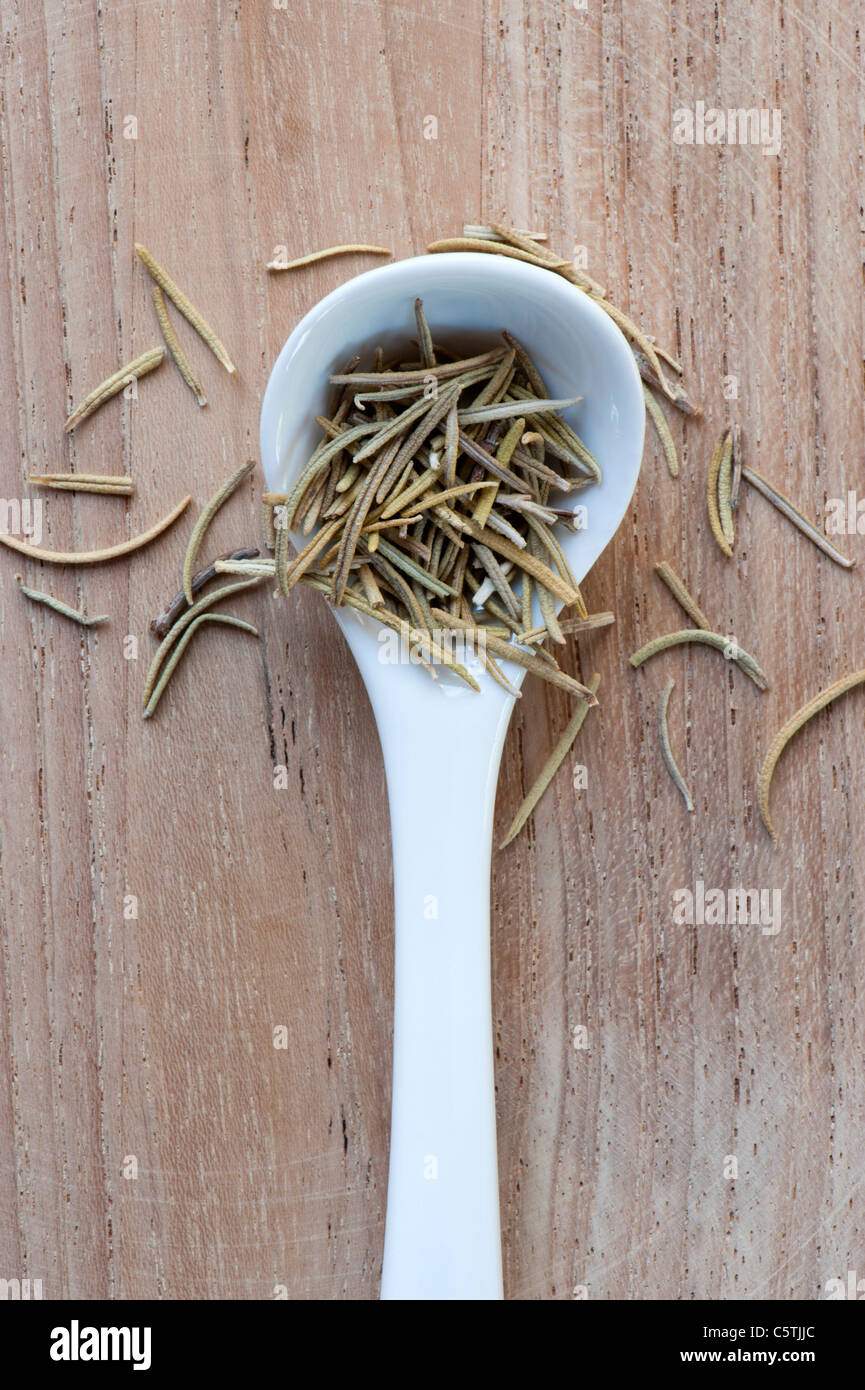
top-left (244, 299), bottom-right (605, 709)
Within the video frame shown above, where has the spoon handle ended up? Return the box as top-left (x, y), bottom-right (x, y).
top-left (376, 688), bottom-right (515, 1300)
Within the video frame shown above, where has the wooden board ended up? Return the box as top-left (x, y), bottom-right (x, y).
top-left (1, 0), bottom-right (863, 1300)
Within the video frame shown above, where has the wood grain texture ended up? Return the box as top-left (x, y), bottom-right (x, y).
top-left (1, 0), bottom-right (863, 1300)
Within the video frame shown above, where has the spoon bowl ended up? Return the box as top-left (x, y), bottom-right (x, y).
top-left (261, 252), bottom-right (644, 1299)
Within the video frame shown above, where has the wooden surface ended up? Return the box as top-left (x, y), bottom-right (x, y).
top-left (1, 0), bottom-right (864, 1301)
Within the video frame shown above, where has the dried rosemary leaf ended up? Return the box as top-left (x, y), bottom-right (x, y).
top-left (527, 532), bottom-right (564, 644)
top-left (457, 431), bottom-right (533, 493)
top-left (643, 385), bottom-right (679, 478)
top-left (706, 429), bottom-right (734, 558)
top-left (282, 515), bottom-right (344, 592)
top-left (443, 515), bottom-right (578, 607)
top-left (135, 243), bottom-right (235, 373)
top-left (499, 672), bottom-right (601, 846)
top-left (729, 425), bottom-right (743, 508)
top-left (653, 562), bottom-right (711, 631)
top-left (742, 465), bottom-right (854, 568)
top-left (329, 348), bottom-right (506, 388)
top-left (29, 474), bottom-right (134, 495)
top-left (142, 578), bottom-right (263, 706)
top-left (487, 223), bottom-right (571, 268)
top-left (462, 225), bottom-right (548, 243)
top-left (267, 244), bottom-right (391, 271)
top-left (629, 628), bottom-right (768, 690)
top-left (16, 575), bottom-right (108, 627)
top-left (430, 609), bottom-right (597, 701)
top-left (0, 494), bottom-right (191, 565)
top-left (143, 614), bottom-right (259, 719)
top-left (717, 431), bottom-right (735, 546)
top-left (368, 536), bottom-right (456, 597)
top-left (414, 298), bottom-right (436, 368)
top-left (214, 560), bottom-right (276, 578)
top-left (632, 351), bottom-right (700, 416)
top-left (758, 668), bottom-right (865, 847)
top-left (658, 679), bottom-right (694, 812)
top-left (457, 395), bottom-right (580, 426)
top-left (330, 449), bottom-right (396, 606)
top-left (595, 299), bottom-right (678, 401)
top-left (427, 237), bottom-right (573, 272)
top-left (358, 563), bottom-right (384, 608)
top-left (182, 461), bottom-right (256, 603)
top-left (152, 284), bottom-right (207, 406)
top-left (473, 544), bottom-right (521, 619)
top-left (385, 479), bottom-right (495, 523)
top-left (304, 577), bottom-right (480, 691)
top-left (64, 347), bottom-right (164, 431)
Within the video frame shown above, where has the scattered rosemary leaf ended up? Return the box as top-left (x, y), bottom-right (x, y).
top-left (64, 346), bottom-right (164, 431)
top-left (758, 667), bottom-right (865, 847)
top-left (152, 284), bottom-right (207, 406)
top-left (729, 425), bottom-right (743, 509)
top-left (500, 672), bottom-right (601, 846)
top-left (182, 461), bottom-right (255, 603)
top-left (706, 429), bottom-right (734, 558)
top-left (142, 578), bottom-right (263, 707)
top-left (658, 679), bottom-right (694, 812)
top-left (28, 474), bottom-right (134, 495)
top-left (742, 465), bottom-right (854, 568)
top-left (143, 613), bottom-right (259, 719)
top-left (643, 385), bottom-right (679, 478)
top-left (629, 628), bottom-right (768, 690)
top-left (267, 244), bottom-right (391, 272)
top-left (16, 575), bottom-right (108, 627)
top-left (632, 351), bottom-right (700, 416)
top-left (717, 431), bottom-right (735, 547)
top-left (594, 298), bottom-right (678, 402)
top-left (135, 243), bottom-right (235, 374)
top-left (0, 494), bottom-right (191, 565)
top-left (652, 341), bottom-right (683, 375)
top-left (653, 562), bottom-right (712, 631)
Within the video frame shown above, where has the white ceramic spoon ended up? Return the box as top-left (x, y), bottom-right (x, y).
top-left (261, 253), bottom-right (644, 1300)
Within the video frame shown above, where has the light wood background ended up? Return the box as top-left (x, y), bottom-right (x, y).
top-left (1, 0), bottom-right (863, 1301)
